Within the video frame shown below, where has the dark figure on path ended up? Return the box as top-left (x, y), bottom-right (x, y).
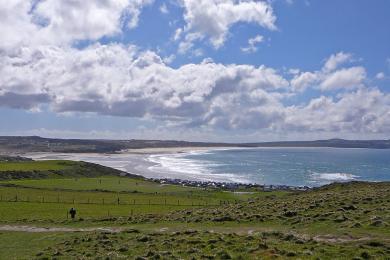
top-left (69, 208), bottom-right (76, 219)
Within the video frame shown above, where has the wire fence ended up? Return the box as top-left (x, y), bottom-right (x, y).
top-left (0, 194), bottom-right (234, 207)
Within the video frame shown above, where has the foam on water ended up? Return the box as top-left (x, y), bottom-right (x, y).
top-left (310, 172), bottom-right (359, 181)
top-left (147, 151), bottom-right (250, 183)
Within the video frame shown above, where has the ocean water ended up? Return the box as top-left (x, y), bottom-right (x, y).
top-left (147, 147), bottom-right (390, 187)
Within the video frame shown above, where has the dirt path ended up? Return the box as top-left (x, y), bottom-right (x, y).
top-left (0, 225), bottom-right (383, 244)
top-left (0, 225), bottom-right (123, 233)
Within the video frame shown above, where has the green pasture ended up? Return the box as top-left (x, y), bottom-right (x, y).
top-left (0, 202), bottom-right (200, 222)
top-left (1, 176), bottom-right (195, 193)
top-left (0, 160), bottom-right (74, 171)
top-left (0, 176), bottom-right (273, 223)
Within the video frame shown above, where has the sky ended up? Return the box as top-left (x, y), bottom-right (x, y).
top-left (0, 0), bottom-right (389, 142)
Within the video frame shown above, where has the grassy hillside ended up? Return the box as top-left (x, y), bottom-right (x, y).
top-left (0, 160), bottom-right (73, 171)
top-left (0, 160), bottom-right (130, 180)
top-left (0, 159), bottom-right (389, 259)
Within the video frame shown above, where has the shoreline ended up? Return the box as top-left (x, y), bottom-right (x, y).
top-left (20, 147), bottom-right (389, 189)
top-left (144, 176), bottom-right (312, 191)
top-left (119, 146), bottom-right (236, 154)
top-left (20, 150), bottom-right (314, 191)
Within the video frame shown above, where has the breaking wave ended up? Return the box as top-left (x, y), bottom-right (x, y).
top-left (310, 171), bottom-right (359, 182)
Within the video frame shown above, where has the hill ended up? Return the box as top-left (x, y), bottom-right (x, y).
top-left (0, 136), bottom-right (389, 153)
top-left (0, 159), bottom-right (130, 180)
top-left (0, 158), bottom-right (389, 259)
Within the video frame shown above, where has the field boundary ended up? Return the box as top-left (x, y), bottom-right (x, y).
top-left (0, 196), bottom-right (224, 207)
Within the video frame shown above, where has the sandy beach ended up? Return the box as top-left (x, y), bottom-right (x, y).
top-left (119, 146), bottom-right (226, 154)
top-left (23, 147), bottom-right (223, 181)
top-left (23, 146), bottom-right (245, 183)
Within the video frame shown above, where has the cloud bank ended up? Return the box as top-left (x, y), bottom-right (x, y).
top-left (1, 44), bottom-right (389, 134)
top-left (0, 0), bottom-right (389, 138)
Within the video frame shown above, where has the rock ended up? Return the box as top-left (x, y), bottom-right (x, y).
top-left (334, 215), bottom-right (348, 222)
top-left (187, 248), bottom-right (198, 254)
top-left (284, 211), bottom-right (297, 217)
top-left (361, 251), bottom-right (370, 259)
top-left (137, 236), bottom-right (150, 242)
top-left (351, 222), bottom-right (362, 228)
top-left (216, 250), bottom-right (232, 259)
top-left (213, 216), bottom-right (234, 222)
top-left (370, 220), bottom-right (386, 227)
top-left (118, 247), bottom-right (128, 252)
top-left (184, 229), bottom-right (198, 235)
top-left (366, 241), bottom-right (384, 247)
top-left (123, 228), bottom-right (140, 233)
top-left (343, 205), bottom-right (357, 210)
top-left (286, 251), bottom-right (297, 257)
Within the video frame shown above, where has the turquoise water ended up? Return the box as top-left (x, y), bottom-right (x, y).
top-left (148, 147), bottom-right (390, 187)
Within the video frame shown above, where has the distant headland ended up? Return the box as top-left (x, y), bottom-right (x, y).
top-left (0, 136), bottom-right (389, 153)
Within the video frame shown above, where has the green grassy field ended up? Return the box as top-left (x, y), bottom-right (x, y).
top-left (0, 160), bottom-right (75, 171)
top-left (2, 176), bottom-right (196, 193)
top-left (0, 159), bottom-right (389, 259)
top-left (0, 176), bottom-right (274, 223)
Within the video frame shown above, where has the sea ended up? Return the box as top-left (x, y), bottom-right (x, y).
top-left (146, 147), bottom-right (390, 187)
top-left (28, 147), bottom-right (390, 187)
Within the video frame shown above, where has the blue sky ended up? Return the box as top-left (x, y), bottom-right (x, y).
top-left (0, 0), bottom-right (389, 141)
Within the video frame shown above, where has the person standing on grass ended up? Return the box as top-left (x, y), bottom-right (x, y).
top-left (69, 207), bottom-right (76, 220)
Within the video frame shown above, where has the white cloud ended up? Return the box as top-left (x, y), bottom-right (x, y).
top-left (1, 45), bottom-right (388, 135)
top-left (0, 0), bottom-right (153, 50)
top-left (241, 35), bottom-right (264, 53)
top-left (160, 3), bottom-right (169, 14)
top-left (286, 88), bottom-right (390, 133)
top-left (320, 67), bottom-right (366, 91)
top-left (125, 0), bottom-right (155, 28)
top-left (0, 2), bottom-right (388, 138)
top-left (163, 54), bottom-right (176, 64)
top-left (177, 0), bottom-right (276, 52)
top-left (376, 72), bottom-right (385, 80)
top-left (290, 53), bottom-right (366, 92)
top-left (178, 32), bottom-right (204, 54)
top-left (288, 68), bottom-right (300, 75)
top-left (0, 44), bottom-right (289, 130)
top-left (291, 72), bottom-right (319, 92)
top-left (323, 52), bottom-right (352, 72)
